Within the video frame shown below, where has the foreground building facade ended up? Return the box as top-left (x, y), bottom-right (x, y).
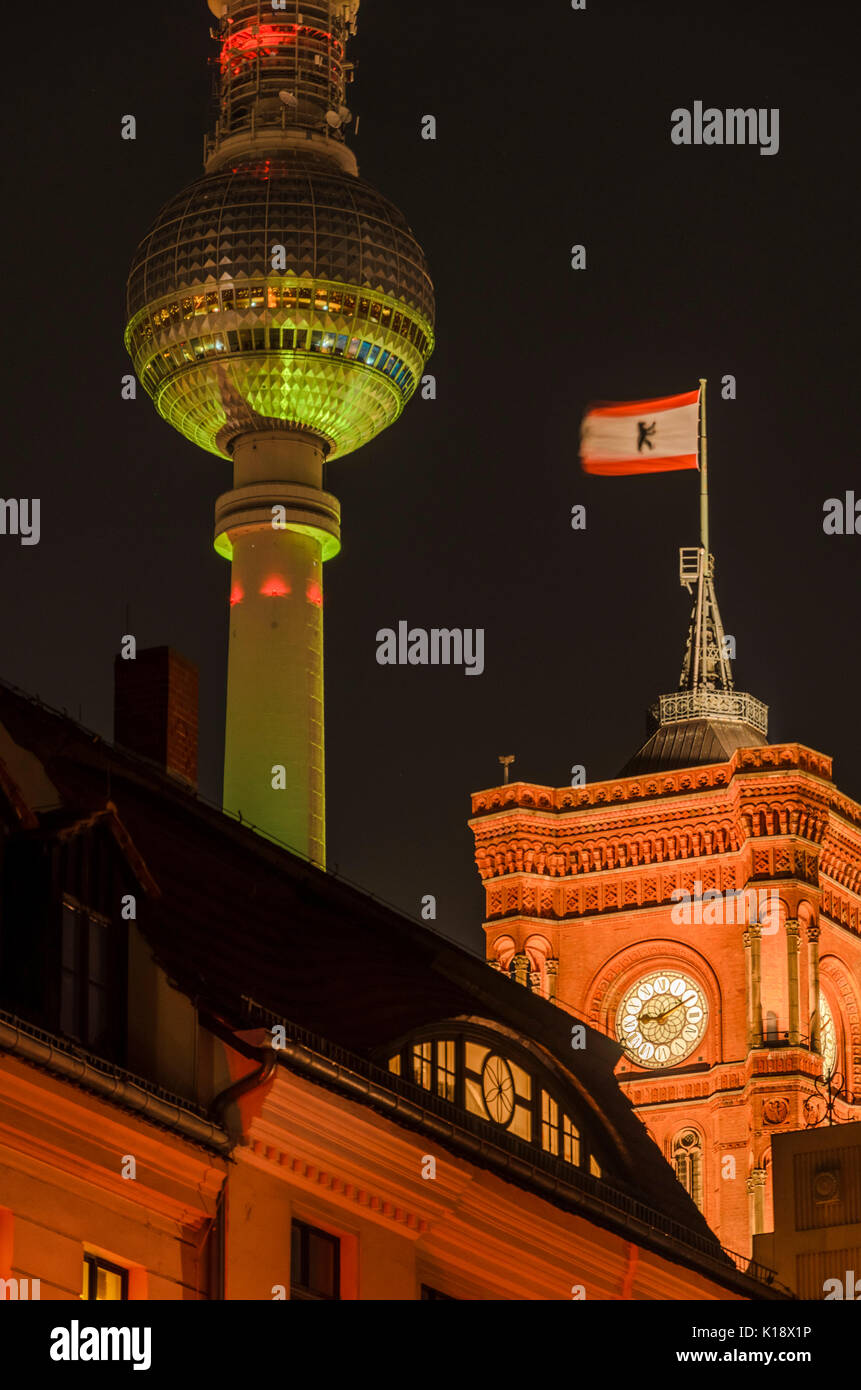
top-left (0, 672), bottom-right (785, 1300)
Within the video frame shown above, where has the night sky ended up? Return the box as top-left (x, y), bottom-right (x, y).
top-left (2, 0), bottom-right (857, 952)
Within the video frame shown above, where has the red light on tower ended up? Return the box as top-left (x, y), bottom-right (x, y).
top-left (306, 581), bottom-right (322, 607)
top-left (261, 576), bottom-right (291, 598)
top-left (229, 583), bottom-right (244, 606)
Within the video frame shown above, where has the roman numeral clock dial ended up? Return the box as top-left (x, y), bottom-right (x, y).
top-left (617, 973), bottom-right (708, 1069)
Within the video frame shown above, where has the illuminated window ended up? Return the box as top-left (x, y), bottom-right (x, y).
top-left (673, 1129), bottom-right (703, 1210)
top-left (411, 1040), bottom-right (432, 1091)
top-left (388, 1053), bottom-right (401, 1076)
top-left (541, 1092), bottom-right (560, 1155)
top-left (290, 1221), bottom-right (340, 1301)
top-left (82, 1254), bottom-right (128, 1301)
top-left (436, 1040), bottom-right (456, 1101)
top-left (589, 1155), bottom-right (602, 1178)
top-left (465, 1047), bottom-right (531, 1139)
top-left (562, 1115), bottom-right (580, 1167)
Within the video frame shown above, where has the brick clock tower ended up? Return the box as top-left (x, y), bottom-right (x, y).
top-left (470, 544), bottom-right (861, 1257)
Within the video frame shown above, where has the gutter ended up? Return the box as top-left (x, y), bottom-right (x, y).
top-left (0, 1014), bottom-right (232, 1155)
top-left (199, 1011), bottom-right (789, 1300)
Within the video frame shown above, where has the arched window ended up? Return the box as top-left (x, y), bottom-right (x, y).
top-left (673, 1129), bottom-right (703, 1211)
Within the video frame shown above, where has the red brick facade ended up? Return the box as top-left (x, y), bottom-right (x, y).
top-left (470, 742), bottom-right (861, 1256)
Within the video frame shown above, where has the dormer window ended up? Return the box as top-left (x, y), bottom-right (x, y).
top-left (388, 1026), bottom-right (607, 1179)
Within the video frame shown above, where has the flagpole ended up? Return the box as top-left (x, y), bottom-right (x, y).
top-left (699, 377), bottom-right (709, 575)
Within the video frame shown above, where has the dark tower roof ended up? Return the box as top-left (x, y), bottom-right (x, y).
top-left (621, 546), bottom-right (768, 776)
top-left (621, 714), bottom-right (768, 776)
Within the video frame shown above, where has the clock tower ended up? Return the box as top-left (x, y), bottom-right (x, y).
top-left (469, 543), bottom-right (861, 1258)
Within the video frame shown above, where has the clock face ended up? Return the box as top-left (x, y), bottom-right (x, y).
top-left (617, 971), bottom-right (708, 1069)
top-left (481, 1053), bottom-right (515, 1125)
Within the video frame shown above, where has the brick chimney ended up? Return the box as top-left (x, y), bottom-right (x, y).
top-left (114, 647), bottom-right (198, 788)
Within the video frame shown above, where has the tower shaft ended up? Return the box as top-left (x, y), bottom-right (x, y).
top-left (215, 431), bottom-right (340, 864)
top-left (128, 0), bottom-right (433, 866)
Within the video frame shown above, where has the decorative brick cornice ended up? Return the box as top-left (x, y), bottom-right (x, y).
top-left (470, 742), bottom-right (861, 941)
top-left (470, 744), bottom-right (834, 820)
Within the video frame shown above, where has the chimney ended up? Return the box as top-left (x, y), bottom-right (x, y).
top-left (114, 647), bottom-right (199, 789)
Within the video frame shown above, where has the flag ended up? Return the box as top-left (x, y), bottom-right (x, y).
top-left (580, 388), bottom-right (700, 475)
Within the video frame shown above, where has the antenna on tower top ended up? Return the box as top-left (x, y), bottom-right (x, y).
top-left (498, 754), bottom-right (515, 785)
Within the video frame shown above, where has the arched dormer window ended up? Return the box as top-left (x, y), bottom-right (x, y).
top-left (384, 1025), bottom-right (606, 1181)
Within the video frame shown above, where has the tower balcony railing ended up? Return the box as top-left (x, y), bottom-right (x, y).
top-left (651, 689), bottom-right (769, 735)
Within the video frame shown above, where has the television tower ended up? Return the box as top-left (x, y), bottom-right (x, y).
top-left (125, 1), bottom-right (434, 866)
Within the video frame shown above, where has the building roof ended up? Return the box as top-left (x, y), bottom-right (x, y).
top-left (0, 676), bottom-right (746, 1269)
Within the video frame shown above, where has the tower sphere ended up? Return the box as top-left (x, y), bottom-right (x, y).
top-left (123, 0), bottom-right (432, 865)
top-left (126, 152), bottom-right (434, 461)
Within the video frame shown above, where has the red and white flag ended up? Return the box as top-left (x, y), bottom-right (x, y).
top-left (580, 388), bottom-right (700, 475)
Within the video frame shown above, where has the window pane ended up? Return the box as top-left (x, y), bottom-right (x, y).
top-left (87, 984), bottom-right (108, 1048)
top-left (62, 904), bottom-right (79, 969)
top-left (562, 1116), bottom-right (580, 1166)
top-left (307, 1231), bottom-right (336, 1297)
top-left (95, 1266), bottom-right (124, 1300)
top-left (465, 1043), bottom-right (488, 1073)
top-left (60, 969), bottom-right (78, 1038)
top-left (411, 1041), bottom-right (432, 1090)
top-left (88, 919), bottom-right (108, 983)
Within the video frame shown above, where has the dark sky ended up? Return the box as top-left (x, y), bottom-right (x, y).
top-left (2, 1), bottom-right (857, 952)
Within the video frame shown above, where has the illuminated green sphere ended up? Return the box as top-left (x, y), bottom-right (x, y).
top-left (125, 152), bottom-right (434, 461)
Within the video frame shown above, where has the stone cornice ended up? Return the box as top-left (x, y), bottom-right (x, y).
top-left (0, 1055), bottom-right (224, 1229)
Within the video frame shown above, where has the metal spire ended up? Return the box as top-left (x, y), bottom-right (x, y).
top-left (651, 380), bottom-right (768, 737)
